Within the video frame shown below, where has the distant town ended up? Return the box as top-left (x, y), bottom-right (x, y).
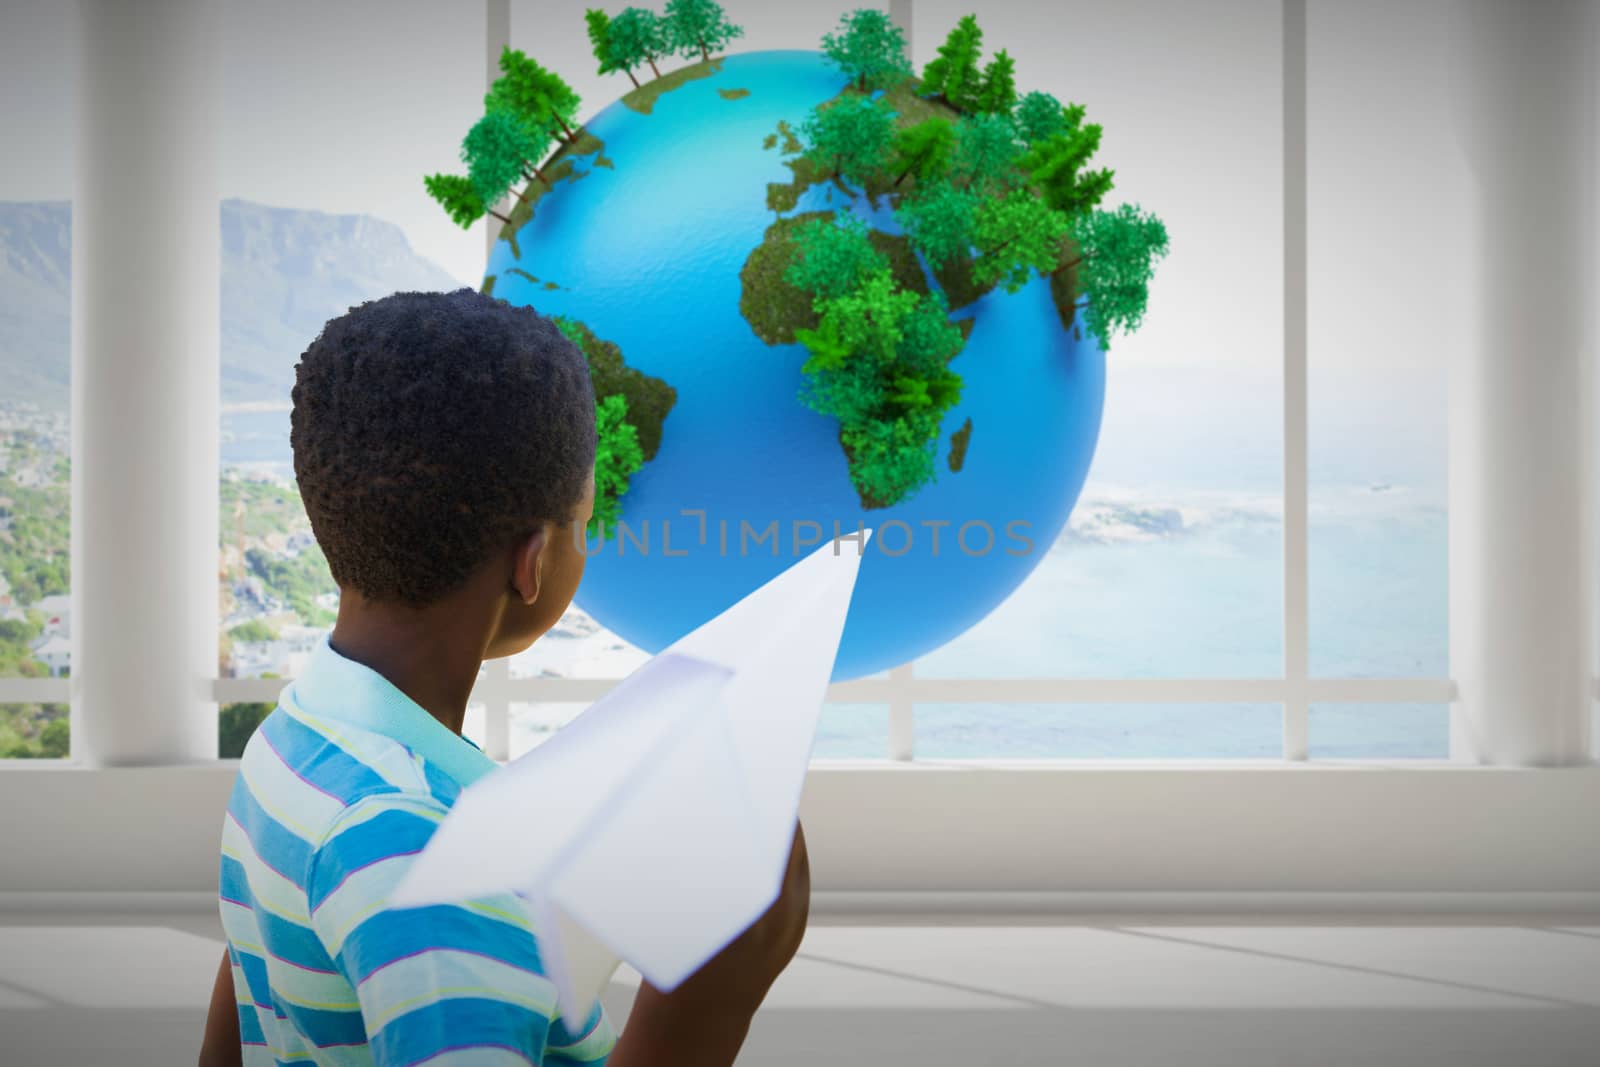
top-left (0, 400), bottom-right (70, 757)
top-left (218, 464), bottom-right (340, 680)
top-left (0, 398), bottom-right (339, 757)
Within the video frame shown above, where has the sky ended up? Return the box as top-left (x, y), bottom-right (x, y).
top-left (0, 0), bottom-right (1464, 493)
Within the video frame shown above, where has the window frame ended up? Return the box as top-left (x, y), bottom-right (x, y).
top-left (4, 0), bottom-right (1459, 765)
top-left (9, 0), bottom-right (1600, 920)
top-left (205, 0), bottom-right (1455, 765)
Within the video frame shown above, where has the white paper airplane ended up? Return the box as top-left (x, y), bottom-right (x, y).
top-left (391, 533), bottom-right (872, 1027)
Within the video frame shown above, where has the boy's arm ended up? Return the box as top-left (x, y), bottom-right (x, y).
top-left (198, 947), bottom-right (243, 1067)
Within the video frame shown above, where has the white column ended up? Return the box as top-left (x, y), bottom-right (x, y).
top-left (1445, 0), bottom-right (1597, 766)
top-left (1593, 0), bottom-right (1600, 761)
top-left (486, 0), bottom-right (510, 262)
top-left (72, 0), bottom-right (220, 765)
top-left (886, 0), bottom-right (917, 762)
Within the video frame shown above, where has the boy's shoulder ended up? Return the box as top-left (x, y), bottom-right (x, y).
top-left (230, 701), bottom-right (464, 857)
top-left (226, 635), bottom-right (500, 900)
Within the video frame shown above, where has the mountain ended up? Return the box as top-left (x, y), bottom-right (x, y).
top-left (0, 201), bottom-right (71, 407)
top-left (218, 200), bottom-right (462, 403)
top-left (0, 199), bottom-right (463, 409)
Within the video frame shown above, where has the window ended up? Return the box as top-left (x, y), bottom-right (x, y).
top-left (909, 0), bottom-right (1294, 757)
top-left (495, 0), bottom-right (877, 758)
top-left (0, 0), bottom-right (75, 759)
top-left (919, 0), bottom-right (1285, 689)
top-left (213, 0), bottom-right (485, 754)
top-left (213, 0), bottom-right (1456, 763)
top-left (1303, 0), bottom-right (1463, 759)
top-left (1309, 704), bottom-right (1449, 761)
top-left (1308, 0), bottom-right (1455, 683)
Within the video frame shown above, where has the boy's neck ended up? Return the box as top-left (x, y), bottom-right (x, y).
top-left (328, 593), bottom-right (499, 736)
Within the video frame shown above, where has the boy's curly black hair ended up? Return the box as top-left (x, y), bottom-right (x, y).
top-left (290, 288), bottom-right (596, 607)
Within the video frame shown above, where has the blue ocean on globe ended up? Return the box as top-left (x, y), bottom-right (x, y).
top-left (487, 49), bottom-right (1106, 680)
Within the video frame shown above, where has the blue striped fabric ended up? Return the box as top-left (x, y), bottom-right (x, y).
top-left (219, 635), bottom-right (615, 1065)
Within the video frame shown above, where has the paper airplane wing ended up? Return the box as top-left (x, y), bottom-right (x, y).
top-left (391, 652), bottom-right (736, 1018)
top-left (392, 535), bottom-right (871, 1027)
top-left (664, 533), bottom-right (872, 874)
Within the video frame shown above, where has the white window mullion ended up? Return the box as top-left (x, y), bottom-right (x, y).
top-left (888, 663), bottom-right (915, 761)
top-left (480, 657), bottom-right (512, 762)
top-left (473, 0), bottom-right (514, 763)
top-left (213, 677), bottom-right (288, 705)
top-left (486, 0), bottom-right (511, 255)
top-left (193, 0), bottom-right (1458, 769)
top-left (1282, 0), bottom-right (1310, 761)
top-left (213, 676), bottom-right (1455, 707)
top-left (0, 679), bottom-right (72, 704)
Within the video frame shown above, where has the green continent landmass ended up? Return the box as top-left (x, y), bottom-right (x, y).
top-left (501, 267), bottom-right (565, 292)
top-left (762, 120), bottom-right (822, 212)
top-left (777, 119), bottom-right (803, 154)
top-left (622, 58), bottom-right (724, 115)
top-left (764, 119), bottom-right (846, 213)
top-left (932, 255), bottom-right (996, 313)
top-left (854, 78), bottom-right (964, 207)
top-left (858, 82), bottom-right (1001, 310)
top-left (555, 317), bottom-right (676, 461)
top-left (1048, 258), bottom-right (1083, 332)
top-left (739, 75), bottom-right (1018, 507)
top-left (752, 78), bottom-right (1009, 310)
top-left (948, 417), bottom-right (973, 472)
top-left (432, 12), bottom-right (1163, 517)
top-left (501, 128), bottom-right (608, 260)
top-left (739, 210), bottom-right (928, 346)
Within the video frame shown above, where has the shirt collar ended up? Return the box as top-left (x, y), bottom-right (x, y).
top-left (286, 633), bottom-right (498, 789)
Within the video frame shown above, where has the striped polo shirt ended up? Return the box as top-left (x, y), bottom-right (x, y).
top-left (219, 634), bottom-right (616, 1065)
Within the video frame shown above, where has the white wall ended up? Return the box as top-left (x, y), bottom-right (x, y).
top-left (4, 764), bottom-right (1598, 901)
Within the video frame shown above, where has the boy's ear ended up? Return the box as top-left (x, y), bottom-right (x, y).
top-left (509, 527), bottom-right (550, 606)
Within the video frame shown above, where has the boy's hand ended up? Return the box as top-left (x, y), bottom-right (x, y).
top-left (609, 821), bottom-right (811, 1066)
top-left (198, 947), bottom-right (242, 1067)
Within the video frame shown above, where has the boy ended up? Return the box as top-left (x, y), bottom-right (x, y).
top-left (201, 290), bottom-right (809, 1065)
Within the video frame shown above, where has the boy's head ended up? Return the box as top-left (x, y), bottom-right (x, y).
top-left (291, 288), bottom-right (596, 654)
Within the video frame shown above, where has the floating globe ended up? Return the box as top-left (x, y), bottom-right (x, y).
top-left (486, 50), bottom-right (1105, 679)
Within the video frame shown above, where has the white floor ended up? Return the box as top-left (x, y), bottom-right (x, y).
top-left (1, 910), bottom-right (1597, 1065)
